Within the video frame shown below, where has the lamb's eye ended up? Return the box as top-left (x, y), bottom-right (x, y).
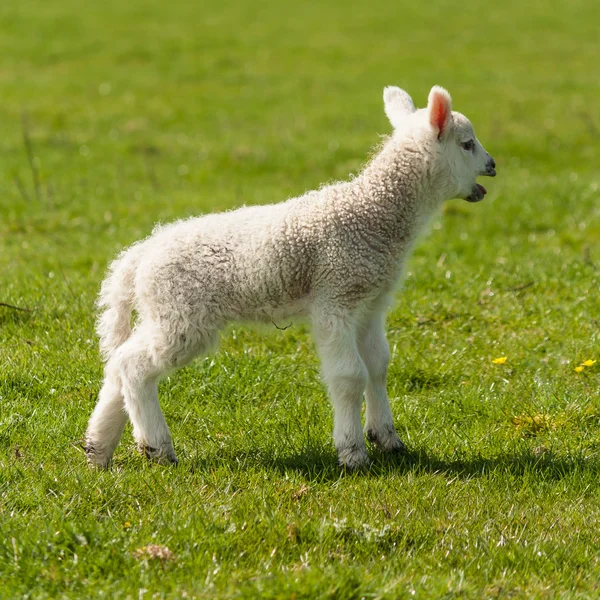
top-left (461, 140), bottom-right (475, 152)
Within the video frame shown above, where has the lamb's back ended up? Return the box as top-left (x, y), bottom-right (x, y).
top-left (133, 194), bottom-right (319, 324)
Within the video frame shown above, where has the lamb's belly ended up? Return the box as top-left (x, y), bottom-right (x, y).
top-left (246, 296), bottom-right (311, 325)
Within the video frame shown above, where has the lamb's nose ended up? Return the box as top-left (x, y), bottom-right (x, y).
top-left (486, 157), bottom-right (497, 176)
top-left (489, 158), bottom-right (496, 169)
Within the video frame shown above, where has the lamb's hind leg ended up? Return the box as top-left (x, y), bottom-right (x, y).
top-left (85, 358), bottom-right (129, 468)
top-left (115, 332), bottom-right (176, 464)
top-left (358, 310), bottom-right (405, 454)
top-left (314, 312), bottom-right (369, 470)
top-left (118, 324), bottom-right (217, 465)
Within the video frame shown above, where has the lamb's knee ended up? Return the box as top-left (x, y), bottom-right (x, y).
top-left (320, 340), bottom-right (367, 385)
top-left (325, 363), bottom-right (368, 399)
top-left (361, 337), bottom-right (390, 382)
top-left (368, 353), bottom-right (389, 384)
top-left (116, 342), bottom-right (161, 388)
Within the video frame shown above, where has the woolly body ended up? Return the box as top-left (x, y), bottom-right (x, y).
top-left (86, 85), bottom-right (496, 469)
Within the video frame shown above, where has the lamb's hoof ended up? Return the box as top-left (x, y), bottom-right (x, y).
top-left (140, 443), bottom-right (179, 466)
top-left (84, 441), bottom-right (111, 469)
top-left (365, 428), bottom-right (407, 454)
top-left (337, 444), bottom-right (370, 471)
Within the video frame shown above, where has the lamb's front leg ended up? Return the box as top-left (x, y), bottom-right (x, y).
top-left (358, 310), bottom-right (405, 454)
top-left (314, 313), bottom-right (369, 469)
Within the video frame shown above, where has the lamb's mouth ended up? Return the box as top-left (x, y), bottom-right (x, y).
top-left (465, 183), bottom-right (487, 203)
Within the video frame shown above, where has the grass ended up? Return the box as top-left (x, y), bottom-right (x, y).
top-left (1, 0), bottom-right (600, 597)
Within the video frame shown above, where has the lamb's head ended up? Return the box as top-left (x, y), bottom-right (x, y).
top-left (384, 85), bottom-right (496, 203)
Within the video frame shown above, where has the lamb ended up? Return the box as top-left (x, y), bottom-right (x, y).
top-left (85, 85), bottom-right (497, 470)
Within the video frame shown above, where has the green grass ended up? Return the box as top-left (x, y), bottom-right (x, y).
top-left (1, 0), bottom-right (600, 597)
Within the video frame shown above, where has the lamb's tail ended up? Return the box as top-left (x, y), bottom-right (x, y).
top-left (96, 243), bottom-right (144, 361)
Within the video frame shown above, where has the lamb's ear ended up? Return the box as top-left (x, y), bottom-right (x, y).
top-left (427, 85), bottom-right (452, 140)
top-left (383, 86), bottom-right (416, 129)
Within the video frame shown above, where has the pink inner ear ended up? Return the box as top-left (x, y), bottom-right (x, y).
top-left (430, 93), bottom-right (451, 138)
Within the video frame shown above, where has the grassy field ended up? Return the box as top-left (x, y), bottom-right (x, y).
top-left (1, 0), bottom-right (600, 597)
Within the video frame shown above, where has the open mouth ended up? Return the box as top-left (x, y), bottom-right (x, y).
top-left (465, 183), bottom-right (487, 203)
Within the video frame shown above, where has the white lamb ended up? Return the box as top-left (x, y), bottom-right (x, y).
top-left (85, 85), bottom-right (496, 470)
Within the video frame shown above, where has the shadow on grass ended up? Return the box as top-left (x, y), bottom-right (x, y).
top-left (190, 444), bottom-right (599, 483)
top-left (398, 368), bottom-right (450, 392)
top-left (366, 446), bottom-right (600, 481)
top-left (388, 366), bottom-right (463, 392)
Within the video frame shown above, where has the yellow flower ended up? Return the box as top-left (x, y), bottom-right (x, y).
top-left (574, 366), bottom-right (584, 373)
top-left (124, 521), bottom-right (131, 529)
top-left (582, 359), bottom-right (596, 367)
top-left (492, 356), bottom-right (507, 365)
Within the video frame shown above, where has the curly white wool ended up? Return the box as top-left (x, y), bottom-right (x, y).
top-left (85, 85), bottom-right (496, 469)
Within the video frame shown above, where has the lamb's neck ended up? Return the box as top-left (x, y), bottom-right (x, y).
top-left (355, 138), bottom-right (439, 238)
